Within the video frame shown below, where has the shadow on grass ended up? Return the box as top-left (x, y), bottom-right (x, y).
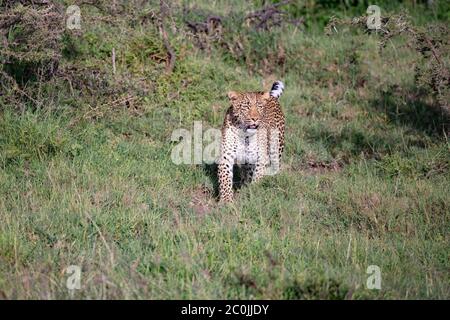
top-left (202, 163), bottom-right (245, 200)
top-left (370, 85), bottom-right (449, 138)
top-left (202, 163), bottom-right (219, 199)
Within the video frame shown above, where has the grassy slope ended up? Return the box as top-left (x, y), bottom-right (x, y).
top-left (0, 1), bottom-right (449, 299)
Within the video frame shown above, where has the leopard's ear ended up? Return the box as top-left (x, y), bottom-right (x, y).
top-left (261, 92), bottom-right (271, 101)
top-left (227, 91), bottom-right (239, 101)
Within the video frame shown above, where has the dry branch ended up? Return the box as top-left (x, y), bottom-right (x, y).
top-left (325, 12), bottom-right (450, 111)
top-left (245, 0), bottom-right (302, 30)
top-left (159, 0), bottom-right (176, 73)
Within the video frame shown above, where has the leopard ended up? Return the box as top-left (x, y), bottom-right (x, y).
top-left (217, 81), bottom-right (285, 202)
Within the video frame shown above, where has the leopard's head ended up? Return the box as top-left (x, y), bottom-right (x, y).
top-left (227, 81), bottom-right (284, 133)
top-left (227, 91), bottom-right (270, 133)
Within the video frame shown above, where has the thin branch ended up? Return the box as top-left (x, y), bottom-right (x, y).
top-left (159, 0), bottom-right (176, 73)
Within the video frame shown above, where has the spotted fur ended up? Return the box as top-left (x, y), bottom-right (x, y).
top-left (218, 81), bottom-right (285, 202)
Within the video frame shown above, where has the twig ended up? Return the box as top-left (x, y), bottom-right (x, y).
top-left (84, 211), bottom-right (115, 267)
top-left (112, 47), bottom-right (116, 75)
top-left (245, 0), bottom-right (292, 30)
top-left (159, 0), bottom-right (176, 73)
top-left (0, 70), bottom-right (40, 106)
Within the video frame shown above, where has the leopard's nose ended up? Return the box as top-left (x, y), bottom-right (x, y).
top-left (249, 106), bottom-right (259, 121)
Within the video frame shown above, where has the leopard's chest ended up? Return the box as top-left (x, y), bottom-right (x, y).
top-left (234, 130), bottom-right (259, 165)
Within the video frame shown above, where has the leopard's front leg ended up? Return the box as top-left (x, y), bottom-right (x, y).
top-left (252, 128), bottom-right (269, 182)
top-left (218, 160), bottom-right (234, 202)
top-left (218, 129), bottom-right (237, 203)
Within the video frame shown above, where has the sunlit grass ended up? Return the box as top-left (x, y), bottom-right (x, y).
top-left (0, 0), bottom-right (448, 299)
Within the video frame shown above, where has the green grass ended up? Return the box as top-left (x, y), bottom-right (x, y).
top-left (0, 1), bottom-right (449, 299)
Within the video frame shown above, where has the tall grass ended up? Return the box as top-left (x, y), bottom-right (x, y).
top-left (0, 0), bottom-right (448, 299)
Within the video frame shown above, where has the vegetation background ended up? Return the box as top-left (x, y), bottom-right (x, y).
top-left (0, 0), bottom-right (449, 299)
